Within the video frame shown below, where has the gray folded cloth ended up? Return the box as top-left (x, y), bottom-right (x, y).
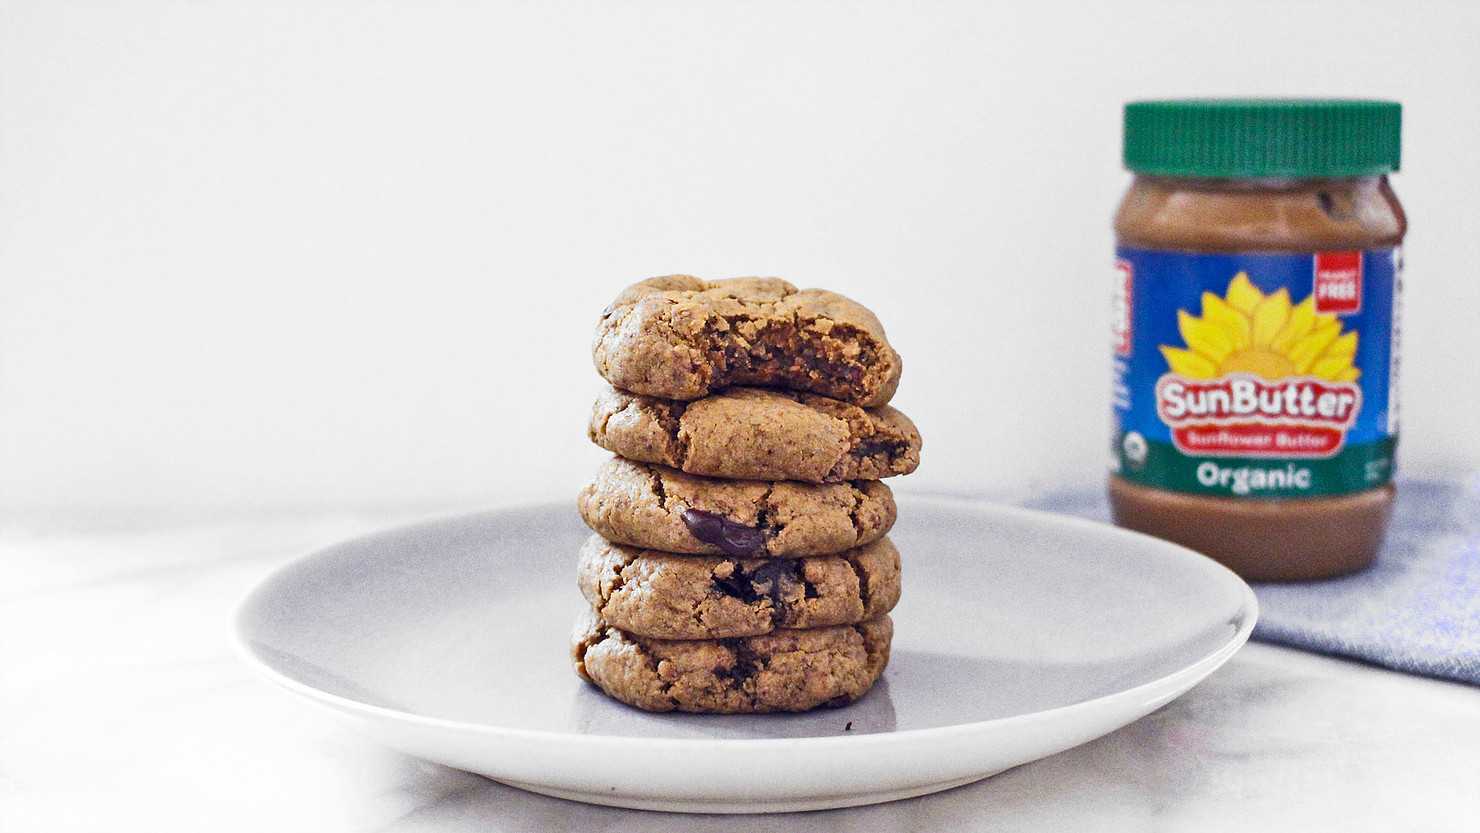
top-left (1020, 475), bottom-right (1480, 686)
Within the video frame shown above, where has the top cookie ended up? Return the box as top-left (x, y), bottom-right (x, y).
top-left (592, 276), bottom-right (903, 407)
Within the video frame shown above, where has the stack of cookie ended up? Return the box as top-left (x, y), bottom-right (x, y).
top-left (571, 275), bottom-right (920, 714)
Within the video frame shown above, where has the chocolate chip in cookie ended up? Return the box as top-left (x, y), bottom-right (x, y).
top-left (576, 534), bottom-right (902, 640)
top-left (577, 457), bottom-right (896, 558)
top-left (571, 611), bottom-right (893, 713)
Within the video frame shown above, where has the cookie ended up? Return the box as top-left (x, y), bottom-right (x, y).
top-left (571, 611), bottom-right (893, 713)
top-left (592, 275), bottom-right (903, 407)
top-left (577, 534), bottom-right (902, 640)
top-left (577, 456), bottom-right (896, 557)
top-left (588, 385), bottom-right (921, 483)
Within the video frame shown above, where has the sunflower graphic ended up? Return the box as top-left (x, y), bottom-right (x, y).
top-left (1160, 272), bottom-right (1360, 383)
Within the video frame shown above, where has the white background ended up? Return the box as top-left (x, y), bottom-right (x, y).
top-left (3, 0), bottom-right (1477, 518)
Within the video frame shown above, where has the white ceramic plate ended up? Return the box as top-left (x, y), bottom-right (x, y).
top-left (232, 495), bottom-right (1256, 814)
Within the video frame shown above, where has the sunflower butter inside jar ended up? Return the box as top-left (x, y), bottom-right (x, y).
top-left (1109, 99), bottom-right (1405, 581)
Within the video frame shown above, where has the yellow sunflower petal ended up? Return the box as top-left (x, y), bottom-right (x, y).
top-left (1321, 331), bottom-right (1359, 362)
top-left (1290, 320), bottom-right (1341, 373)
top-left (1250, 288), bottom-right (1292, 347)
top-left (1161, 345), bottom-right (1218, 379)
top-left (1309, 352), bottom-right (1357, 381)
top-left (1200, 292), bottom-right (1251, 350)
top-left (1333, 366), bottom-right (1361, 383)
top-left (1312, 311), bottom-right (1341, 332)
top-left (1178, 309), bottom-right (1235, 362)
top-left (1226, 272), bottom-right (1263, 314)
top-left (1271, 296), bottom-right (1317, 353)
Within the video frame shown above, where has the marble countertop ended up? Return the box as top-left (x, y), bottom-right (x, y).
top-left (3, 504), bottom-right (1477, 832)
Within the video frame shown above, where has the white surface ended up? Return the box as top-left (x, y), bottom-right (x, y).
top-left (231, 498), bottom-right (1255, 812)
top-left (2, 505), bottom-right (1477, 831)
top-left (3, 0), bottom-right (1479, 515)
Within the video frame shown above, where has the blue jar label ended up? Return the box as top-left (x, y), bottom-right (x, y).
top-left (1111, 246), bottom-right (1401, 498)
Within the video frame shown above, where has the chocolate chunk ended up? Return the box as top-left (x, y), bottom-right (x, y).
top-left (709, 558), bottom-right (809, 621)
top-left (711, 566), bottom-right (761, 603)
top-left (713, 639), bottom-right (761, 685)
top-left (850, 438), bottom-right (907, 459)
top-left (747, 558), bottom-right (803, 598)
top-left (681, 509), bottom-right (768, 557)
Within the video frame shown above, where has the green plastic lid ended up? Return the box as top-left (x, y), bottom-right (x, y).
top-left (1123, 98), bottom-right (1401, 178)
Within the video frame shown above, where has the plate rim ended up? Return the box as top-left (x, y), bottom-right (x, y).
top-left (229, 493), bottom-right (1258, 753)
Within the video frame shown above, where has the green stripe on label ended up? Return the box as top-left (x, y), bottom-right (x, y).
top-left (1116, 436), bottom-right (1397, 497)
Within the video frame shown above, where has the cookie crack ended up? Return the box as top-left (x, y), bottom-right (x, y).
top-left (758, 491), bottom-right (783, 558)
top-left (790, 566), bottom-right (820, 626)
top-left (843, 551), bottom-right (870, 611)
top-left (603, 550), bottom-right (638, 608)
top-left (756, 482), bottom-right (779, 551)
top-left (645, 462), bottom-right (668, 509)
top-left (846, 483), bottom-right (865, 542)
top-left (664, 400), bottom-right (693, 468)
top-left (632, 633), bottom-right (677, 707)
top-left (573, 628), bottom-right (596, 669)
top-left (590, 402), bottom-right (616, 440)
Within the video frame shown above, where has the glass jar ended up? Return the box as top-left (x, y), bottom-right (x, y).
top-left (1109, 99), bottom-right (1405, 581)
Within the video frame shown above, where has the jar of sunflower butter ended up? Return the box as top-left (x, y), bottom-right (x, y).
top-left (1109, 99), bottom-right (1405, 581)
